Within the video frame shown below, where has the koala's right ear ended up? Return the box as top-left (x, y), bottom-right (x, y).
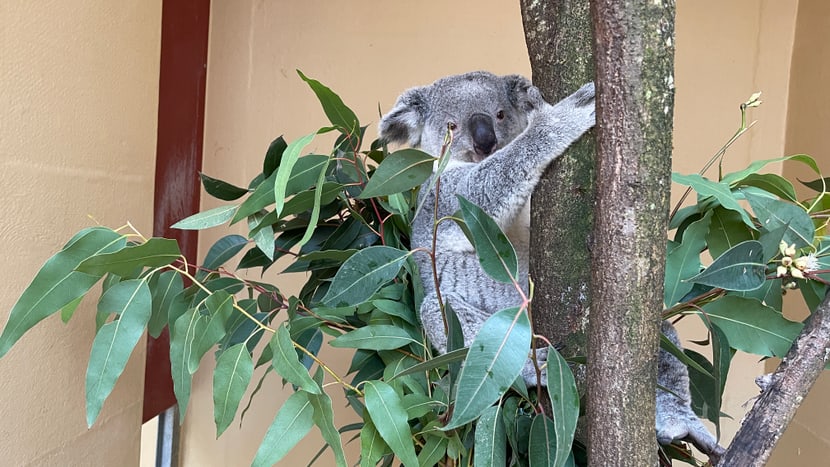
top-left (379, 87), bottom-right (428, 147)
top-left (503, 74), bottom-right (535, 112)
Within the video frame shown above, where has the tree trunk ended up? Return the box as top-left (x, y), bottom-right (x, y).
top-left (522, 0), bottom-right (595, 375)
top-left (587, 1), bottom-right (676, 466)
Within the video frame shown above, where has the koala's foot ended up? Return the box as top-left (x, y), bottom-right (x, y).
top-left (656, 403), bottom-right (725, 463)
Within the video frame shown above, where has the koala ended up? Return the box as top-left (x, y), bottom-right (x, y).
top-left (379, 71), bottom-right (723, 459)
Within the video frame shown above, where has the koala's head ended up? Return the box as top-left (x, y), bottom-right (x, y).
top-left (379, 71), bottom-right (535, 163)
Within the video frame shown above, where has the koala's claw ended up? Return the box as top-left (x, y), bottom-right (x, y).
top-left (657, 408), bottom-right (726, 463)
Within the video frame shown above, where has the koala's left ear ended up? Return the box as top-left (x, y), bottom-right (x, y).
top-left (503, 74), bottom-right (534, 111)
top-left (379, 87), bottom-right (428, 147)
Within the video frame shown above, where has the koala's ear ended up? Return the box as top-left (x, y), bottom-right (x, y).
top-left (379, 87), bottom-right (428, 147)
top-left (503, 74), bottom-right (535, 111)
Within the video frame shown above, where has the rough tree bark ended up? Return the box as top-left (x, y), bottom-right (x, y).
top-left (587, 1), bottom-right (676, 465)
top-left (718, 291), bottom-right (830, 466)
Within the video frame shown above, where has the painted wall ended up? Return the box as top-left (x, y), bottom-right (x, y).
top-left (184, 1), bottom-right (824, 465)
top-left (0, 1), bottom-right (161, 465)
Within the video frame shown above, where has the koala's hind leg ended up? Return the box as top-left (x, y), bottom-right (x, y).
top-left (656, 321), bottom-right (725, 461)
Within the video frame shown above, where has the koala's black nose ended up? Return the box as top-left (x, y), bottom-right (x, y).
top-left (468, 113), bottom-right (497, 157)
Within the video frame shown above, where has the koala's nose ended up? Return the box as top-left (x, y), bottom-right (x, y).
top-left (468, 113), bottom-right (497, 157)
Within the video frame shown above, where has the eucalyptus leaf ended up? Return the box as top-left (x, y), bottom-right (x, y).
top-left (445, 306), bottom-right (531, 429)
top-left (298, 70), bottom-right (359, 133)
top-left (86, 279), bottom-right (152, 426)
top-left (263, 135), bottom-right (287, 178)
top-left (148, 270), bottom-right (183, 338)
top-left (76, 238), bottom-right (180, 277)
top-left (251, 391), bottom-right (315, 467)
top-left (688, 240), bottom-right (766, 291)
top-left (664, 211), bottom-right (711, 306)
top-left (330, 325), bottom-right (420, 350)
top-left (202, 235), bottom-right (248, 270)
top-left (308, 389), bottom-right (348, 467)
top-left (0, 227), bottom-right (125, 358)
top-left (698, 296), bottom-right (802, 357)
top-left (707, 206), bottom-right (755, 260)
top-left (172, 205), bottom-right (238, 230)
top-left (321, 246), bottom-right (411, 307)
top-left (672, 173), bottom-right (753, 227)
top-left (200, 173), bottom-right (249, 201)
top-left (745, 192), bottom-right (814, 249)
top-left (270, 324), bottom-right (320, 394)
top-left (213, 343), bottom-right (253, 437)
top-left (187, 291), bottom-right (232, 373)
top-left (359, 148), bottom-right (435, 198)
top-left (528, 414), bottom-right (556, 467)
top-left (364, 380), bottom-right (419, 467)
top-left (457, 195), bottom-right (518, 283)
top-left (546, 347), bottom-right (579, 467)
top-left (474, 405), bottom-right (506, 467)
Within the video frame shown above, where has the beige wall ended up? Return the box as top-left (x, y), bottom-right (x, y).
top-left (0, 1), bottom-right (161, 465)
top-left (186, 1), bottom-right (824, 466)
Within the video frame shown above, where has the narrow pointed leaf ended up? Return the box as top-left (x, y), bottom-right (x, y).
top-left (689, 240), bottom-right (765, 291)
top-left (275, 131), bottom-right (319, 217)
top-left (298, 70), bottom-right (359, 133)
top-left (171, 205), bottom-right (238, 230)
top-left (213, 343), bottom-right (253, 437)
top-left (202, 235), bottom-right (248, 270)
top-left (528, 414), bottom-right (556, 467)
top-left (360, 417), bottom-right (389, 467)
top-left (188, 291), bottom-right (232, 373)
top-left (699, 296), bottom-right (802, 357)
top-left (721, 154), bottom-right (820, 185)
top-left (148, 271), bottom-right (183, 338)
top-left (457, 195), bottom-right (518, 283)
top-left (736, 173), bottom-right (798, 203)
top-left (546, 347), bottom-right (579, 467)
top-left (200, 173), bottom-right (249, 201)
top-left (296, 157), bottom-right (336, 250)
top-left (232, 171), bottom-right (277, 223)
top-left (77, 238), bottom-right (181, 277)
top-left (270, 324), bottom-right (320, 394)
top-left (330, 325), bottom-right (420, 350)
top-left (664, 211), bottom-right (710, 306)
top-left (321, 246), bottom-right (411, 307)
top-left (364, 381), bottom-right (418, 467)
top-left (474, 405), bottom-right (506, 467)
top-left (263, 136), bottom-right (287, 177)
top-left (170, 308), bottom-right (197, 416)
top-left (251, 391), bottom-right (315, 467)
top-left (446, 307), bottom-right (531, 429)
top-left (359, 149), bottom-right (435, 198)
top-left (308, 389), bottom-right (348, 467)
top-left (672, 173), bottom-right (753, 227)
top-left (86, 279), bottom-right (152, 426)
top-left (418, 435), bottom-right (449, 467)
top-left (706, 206), bottom-right (755, 260)
top-left (0, 227), bottom-right (125, 357)
top-left (745, 192), bottom-right (814, 248)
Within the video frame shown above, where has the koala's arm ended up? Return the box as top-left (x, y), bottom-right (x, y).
top-left (438, 83), bottom-right (595, 226)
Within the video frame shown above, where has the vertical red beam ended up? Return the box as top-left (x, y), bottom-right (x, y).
top-left (145, 0), bottom-right (211, 422)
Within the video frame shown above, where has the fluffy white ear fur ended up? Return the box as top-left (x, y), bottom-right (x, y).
top-left (378, 87), bottom-right (426, 147)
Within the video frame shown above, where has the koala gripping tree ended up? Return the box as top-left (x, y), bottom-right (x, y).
top-left (523, 0), bottom-right (676, 465)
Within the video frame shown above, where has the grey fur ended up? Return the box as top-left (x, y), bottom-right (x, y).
top-left (379, 71), bottom-right (723, 458)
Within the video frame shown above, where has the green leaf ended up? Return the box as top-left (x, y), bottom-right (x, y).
top-left (698, 296), bottom-right (802, 357)
top-left (745, 192), bottom-right (814, 249)
top-left (171, 205), bottom-right (238, 230)
top-left (284, 154), bottom-right (331, 196)
top-left (330, 325), bottom-right (420, 350)
top-left (722, 154), bottom-right (820, 185)
top-left (707, 206), bottom-right (755, 260)
top-left (233, 171), bottom-right (277, 223)
top-left (213, 343), bottom-right (253, 437)
top-left (170, 308), bottom-right (196, 416)
top-left (251, 390), bottom-right (315, 467)
top-left (86, 279), bottom-right (152, 426)
top-left (360, 417), bottom-right (389, 467)
top-left (308, 389), bottom-right (348, 467)
top-left (60, 296), bottom-right (84, 323)
top-left (202, 235), bottom-right (248, 270)
top-left (148, 271), bottom-right (183, 338)
top-left (263, 136), bottom-right (287, 178)
top-left (359, 149), bottom-right (435, 198)
top-left (76, 238), bottom-right (180, 277)
top-left (321, 246), bottom-right (411, 307)
top-left (275, 132), bottom-right (321, 218)
top-left (685, 349), bottom-right (721, 430)
top-left (474, 405), bottom-right (506, 467)
top-left (280, 182), bottom-right (343, 218)
top-left (457, 195), bottom-right (518, 283)
top-left (672, 173), bottom-right (754, 227)
top-left (664, 211), bottom-right (711, 306)
top-left (546, 347), bottom-right (579, 467)
top-left (187, 291), bottom-right (232, 373)
top-left (270, 324), bottom-right (320, 394)
top-left (528, 414), bottom-right (556, 467)
top-left (248, 213), bottom-right (275, 260)
top-left (390, 347), bottom-right (469, 380)
top-left (689, 240), bottom-right (766, 291)
top-left (799, 176), bottom-right (830, 193)
top-left (296, 157), bottom-right (337, 250)
top-left (364, 381), bottom-right (419, 467)
top-left (736, 173), bottom-right (798, 203)
top-left (298, 70), bottom-right (359, 133)
top-left (418, 435), bottom-right (449, 467)
top-left (0, 227), bottom-right (125, 358)
top-left (446, 307), bottom-right (531, 429)
top-left (200, 172), bottom-right (249, 201)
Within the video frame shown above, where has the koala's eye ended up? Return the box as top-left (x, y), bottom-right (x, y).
top-left (496, 110), bottom-right (505, 120)
top-left (448, 122), bottom-right (458, 131)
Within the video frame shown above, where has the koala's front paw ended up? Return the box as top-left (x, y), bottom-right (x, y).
top-left (568, 82), bottom-right (595, 108)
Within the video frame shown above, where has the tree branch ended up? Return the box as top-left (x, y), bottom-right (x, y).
top-left (718, 290), bottom-right (830, 466)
